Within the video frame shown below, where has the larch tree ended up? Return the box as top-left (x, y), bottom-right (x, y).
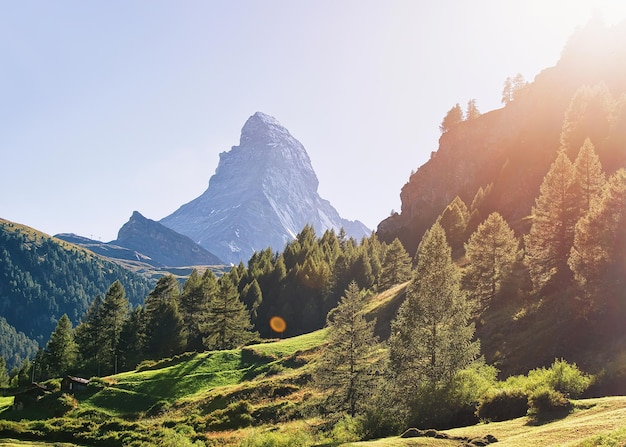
top-left (314, 281), bottom-right (381, 418)
top-left (389, 223), bottom-right (479, 398)
top-left (501, 73), bottom-right (527, 104)
top-left (202, 276), bottom-right (256, 351)
top-left (74, 295), bottom-right (103, 375)
top-left (0, 357), bottom-right (9, 387)
top-left (559, 83), bottom-right (613, 159)
top-left (45, 314), bottom-right (78, 377)
top-left (179, 269), bottom-right (217, 352)
top-left (572, 138), bottom-right (607, 215)
top-left (569, 169), bottom-right (626, 308)
top-left (99, 281), bottom-right (129, 375)
top-left (466, 99), bottom-right (481, 120)
top-left (440, 103), bottom-right (464, 133)
top-left (117, 306), bottom-right (145, 372)
top-left (524, 151), bottom-right (578, 292)
top-left (144, 275), bottom-right (187, 359)
top-left (379, 238), bottom-right (412, 290)
top-left (463, 212), bottom-right (521, 309)
top-left (437, 196), bottom-right (470, 254)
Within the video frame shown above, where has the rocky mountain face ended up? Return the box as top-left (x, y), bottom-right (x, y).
top-left (57, 211), bottom-right (222, 267)
top-left (377, 20), bottom-right (626, 255)
top-left (114, 211), bottom-right (223, 266)
top-left (161, 112), bottom-right (370, 264)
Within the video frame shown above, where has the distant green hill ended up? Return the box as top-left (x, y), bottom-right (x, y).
top-left (0, 218), bottom-right (154, 349)
top-left (0, 317), bottom-right (38, 371)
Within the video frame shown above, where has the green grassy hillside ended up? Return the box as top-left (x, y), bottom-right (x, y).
top-left (1, 281), bottom-right (625, 446)
top-left (0, 330), bottom-right (329, 446)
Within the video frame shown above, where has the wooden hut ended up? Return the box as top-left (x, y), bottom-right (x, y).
top-left (61, 376), bottom-right (89, 393)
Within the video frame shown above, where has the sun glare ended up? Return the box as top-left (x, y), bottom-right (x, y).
top-left (269, 316), bottom-right (287, 334)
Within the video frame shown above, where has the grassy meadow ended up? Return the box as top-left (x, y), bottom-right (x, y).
top-left (1, 285), bottom-right (626, 447)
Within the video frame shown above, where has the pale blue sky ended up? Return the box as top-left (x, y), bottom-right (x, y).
top-left (2, 1), bottom-right (625, 242)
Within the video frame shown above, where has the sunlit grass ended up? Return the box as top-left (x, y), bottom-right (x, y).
top-left (0, 440), bottom-right (82, 447)
top-left (248, 328), bottom-right (328, 358)
top-left (344, 397), bottom-right (626, 447)
top-left (363, 282), bottom-right (409, 315)
top-left (0, 396), bottom-right (14, 412)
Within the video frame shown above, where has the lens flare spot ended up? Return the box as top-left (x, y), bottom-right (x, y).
top-left (269, 316), bottom-right (287, 334)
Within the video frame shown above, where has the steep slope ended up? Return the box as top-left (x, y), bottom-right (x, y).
top-left (113, 211), bottom-right (223, 266)
top-left (0, 218), bottom-right (153, 344)
top-left (161, 112), bottom-right (369, 264)
top-left (57, 212), bottom-right (223, 267)
top-left (377, 20), bottom-right (626, 254)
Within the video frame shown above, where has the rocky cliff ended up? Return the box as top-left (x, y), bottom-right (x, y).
top-left (377, 20), bottom-right (626, 255)
top-left (161, 112), bottom-right (370, 264)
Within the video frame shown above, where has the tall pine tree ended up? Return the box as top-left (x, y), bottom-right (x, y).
top-left (572, 138), bottom-right (606, 215)
top-left (314, 281), bottom-right (381, 418)
top-left (45, 314), bottom-right (78, 377)
top-left (99, 281), bottom-right (129, 375)
top-left (569, 169), bottom-right (626, 310)
top-left (524, 151), bottom-right (578, 292)
top-left (117, 306), bottom-right (145, 371)
top-left (179, 270), bottom-right (217, 352)
top-left (202, 276), bottom-right (256, 351)
top-left (389, 223), bottom-right (479, 406)
top-left (379, 238), bottom-right (412, 290)
top-left (463, 212), bottom-right (521, 309)
top-left (74, 295), bottom-right (103, 375)
top-left (144, 275), bottom-right (186, 359)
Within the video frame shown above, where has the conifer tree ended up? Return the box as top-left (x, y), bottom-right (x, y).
top-left (437, 196), bottom-right (470, 254)
top-left (117, 306), bottom-right (145, 371)
top-left (203, 277), bottom-right (256, 351)
top-left (144, 275), bottom-right (186, 359)
top-left (559, 83), bottom-right (613, 158)
top-left (379, 238), bottom-right (412, 290)
top-left (572, 138), bottom-right (606, 214)
top-left (74, 295), bottom-right (103, 375)
top-left (45, 314), bottom-right (78, 377)
top-left (242, 278), bottom-right (262, 320)
top-left (466, 99), bottom-right (481, 120)
top-left (314, 281), bottom-right (380, 418)
top-left (569, 169), bottom-right (626, 307)
top-left (524, 151), bottom-right (578, 292)
top-left (389, 223), bottom-right (479, 396)
top-left (603, 94), bottom-right (626, 171)
top-left (464, 212), bottom-right (521, 309)
top-left (502, 73), bottom-right (527, 104)
top-left (179, 269), bottom-right (217, 352)
top-left (0, 357), bottom-right (9, 387)
top-left (440, 103), bottom-right (464, 133)
top-left (99, 281), bottom-right (129, 374)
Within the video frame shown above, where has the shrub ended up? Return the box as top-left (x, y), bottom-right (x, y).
top-left (545, 358), bottom-right (592, 397)
top-left (477, 388), bottom-right (529, 422)
top-left (239, 427), bottom-right (315, 447)
top-left (205, 400), bottom-right (254, 430)
top-left (528, 387), bottom-right (572, 422)
top-left (331, 415), bottom-right (364, 443)
top-left (503, 359), bottom-right (592, 397)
